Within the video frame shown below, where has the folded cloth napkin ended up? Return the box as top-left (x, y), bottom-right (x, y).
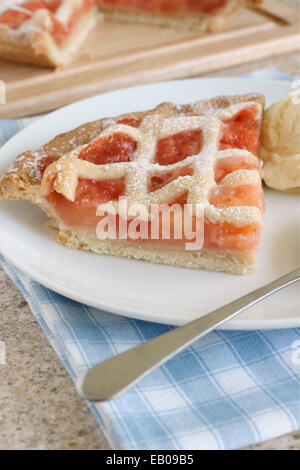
top-left (0, 68), bottom-right (299, 450)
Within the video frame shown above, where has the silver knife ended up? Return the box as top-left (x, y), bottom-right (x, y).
top-left (77, 269), bottom-right (300, 401)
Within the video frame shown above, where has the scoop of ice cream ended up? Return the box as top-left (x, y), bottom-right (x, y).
top-left (261, 92), bottom-right (300, 191)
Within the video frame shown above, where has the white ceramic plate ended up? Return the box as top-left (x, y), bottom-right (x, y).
top-left (0, 78), bottom-right (299, 329)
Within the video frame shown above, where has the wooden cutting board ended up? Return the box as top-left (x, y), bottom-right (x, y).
top-left (0, 0), bottom-right (299, 118)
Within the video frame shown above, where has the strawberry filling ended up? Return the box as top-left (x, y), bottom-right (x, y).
top-left (78, 132), bottom-right (137, 164)
top-left (97, 0), bottom-right (228, 15)
top-left (0, 0), bottom-right (95, 46)
top-left (149, 167), bottom-right (194, 192)
top-left (42, 106), bottom-right (263, 252)
top-left (219, 105), bottom-right (261, 156)
top-left (155, 130), bottom-right (203, 166)
top-left (209, 185), bottom-right (264, 211)
top-left (214, 156), bottom-right (259, 182)
top-left (46, 177), bottom-right (126, 230)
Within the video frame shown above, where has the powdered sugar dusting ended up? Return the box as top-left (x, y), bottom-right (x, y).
top-left (38, 100), bottom-right (263, 226)
top-left (26, 151), bottom-right (49, 179)
top-left (7, 150), bottom-right (49, 182)
top-left (102, 118), bottom-right (117, 129)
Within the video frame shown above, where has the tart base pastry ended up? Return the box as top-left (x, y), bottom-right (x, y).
top-left (52, 220), bottom-right (258, 275)
top-left (0, 94), bottom-right (265, 275)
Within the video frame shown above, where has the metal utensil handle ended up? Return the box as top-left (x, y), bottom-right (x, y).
top-left (79, 269), bottom-right (300, 401)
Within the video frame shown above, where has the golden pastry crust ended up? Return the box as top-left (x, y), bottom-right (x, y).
top-left (0, 93), bottom-right (264, 274)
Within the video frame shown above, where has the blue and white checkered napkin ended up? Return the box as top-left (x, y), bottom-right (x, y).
top-left (1, 68), bottom-right (299, 450)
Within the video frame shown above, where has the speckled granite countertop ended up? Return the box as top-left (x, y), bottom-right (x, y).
top-left (0, 0), bottom-right (299, 450)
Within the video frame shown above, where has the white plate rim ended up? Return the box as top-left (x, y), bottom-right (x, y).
top-left (0, 77), bottom-right (299, 330)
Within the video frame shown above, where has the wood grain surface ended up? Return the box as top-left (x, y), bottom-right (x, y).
top-left (0, 0), bottom-right (299, 118)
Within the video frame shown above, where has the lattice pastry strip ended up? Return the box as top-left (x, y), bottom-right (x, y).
top-left (40, 101), bottom-right (263, 226)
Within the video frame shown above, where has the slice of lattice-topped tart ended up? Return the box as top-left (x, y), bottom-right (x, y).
top-left (0, 0), bottom-right (97, 67)
top-left (0, 93), bottom-right (265, 274)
